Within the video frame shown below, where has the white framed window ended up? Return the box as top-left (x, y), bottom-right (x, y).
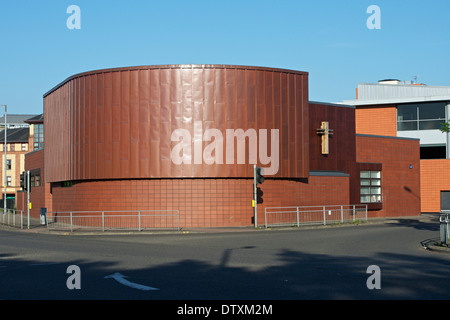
top-left (360, 171), bottom-right (382, 203)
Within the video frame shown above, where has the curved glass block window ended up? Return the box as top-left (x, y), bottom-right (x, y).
top-left (360, 171), bottom-right (382, 203)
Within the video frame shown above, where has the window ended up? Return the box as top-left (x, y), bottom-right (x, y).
top-left (21, 144), bottom-right (27, 151)
top-left (360, 171), bottom-right (382, 203)
top-left (6, 159), bottom-right (11, 170)
top-left (62, 181), bottom-right (73, 188)
top-left (33, 124), bottom-right (44, 150)
top-left (397, 102), bottom-right (446, 131)
top-left (35, 175), bottom-right (41, 187)
top-left (28, 169), bottom-right (41, 188)
top-left (6, 176), bottom-right (11, 187)
top-left (420, 145), bottom-right (446, 159)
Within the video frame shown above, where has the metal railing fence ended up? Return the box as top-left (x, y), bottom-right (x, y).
top-left (264, 204), bottom-right (368, 228)
top-left (1, 209), bottom-right (25, 229)
top-left (46, 210), bottom-right (180, 232)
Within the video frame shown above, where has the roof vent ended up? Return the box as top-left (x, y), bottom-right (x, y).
top-left (378, 79), bottom-right (400, 85)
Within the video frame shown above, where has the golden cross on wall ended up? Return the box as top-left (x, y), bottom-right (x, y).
top-left (316, 121), bottom-right (333, 155)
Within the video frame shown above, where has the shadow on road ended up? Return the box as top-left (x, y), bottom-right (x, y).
top-left (1, 244), bottom-right (450, 300)
top-left (383, 214), bottom-right (440, 232)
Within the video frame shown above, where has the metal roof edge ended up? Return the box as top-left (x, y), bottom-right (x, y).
top-left (356, 133), bottom-right (420, 141)
top-left (43, 64), bottom-right (309, 98)
top-left (310, 101), bottom-right (355, 108)
top-left (343, 95), bottom-right (450, 106)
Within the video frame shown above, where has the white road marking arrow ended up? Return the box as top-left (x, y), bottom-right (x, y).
top-left (104, 272), bottom-right (159, 291)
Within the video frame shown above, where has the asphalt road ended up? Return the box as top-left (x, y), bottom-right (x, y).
top-left (0, 215), bottom-right (449, 301)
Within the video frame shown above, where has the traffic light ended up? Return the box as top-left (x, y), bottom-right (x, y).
top-left (255, 167), bottom-right (265, 184)
top-left (20, 171), bottom-right (30, 191)
top-left (256, 187), bottom-right (263, 204)
top-left (20, 172), bottom-right (26, 191)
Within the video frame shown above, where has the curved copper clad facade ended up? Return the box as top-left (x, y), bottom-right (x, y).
top-left (44, 65), bottom-right (309, 183)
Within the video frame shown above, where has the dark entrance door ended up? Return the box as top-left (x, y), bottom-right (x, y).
top-left (440, 191), bottom-right (450, 212)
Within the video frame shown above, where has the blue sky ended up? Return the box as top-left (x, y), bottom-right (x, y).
top-left (0, 0), bottom-right (449, 115)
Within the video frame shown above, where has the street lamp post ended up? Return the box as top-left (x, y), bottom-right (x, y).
top-left (0, 105), bottom-right (6, 215)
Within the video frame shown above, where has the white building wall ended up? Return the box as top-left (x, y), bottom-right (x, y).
top-left (397, 129), bottom-right (446, 146)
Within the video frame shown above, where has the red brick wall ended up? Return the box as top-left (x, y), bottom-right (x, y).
top-left (309, 102), bottom-right (359, 205)
top-left (355, 105), bottom-right (397, 137)
top-left (16, 150), bottom-right (52, 218)
top-left (50, 175), bottom-right (349, 228)
top-left (309, 103), bottom-right (356, 171)
top-left (25, 150), bottom-right (44, 173)
top-left (420, 159), bottom-right (450, 212)
top-left (16, 191), bottom-right (24, 212)
top-left (356, 135), bottom-right (420, 217)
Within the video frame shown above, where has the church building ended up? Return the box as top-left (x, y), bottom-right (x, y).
top-left (17, 65), bottom-right (420, 228)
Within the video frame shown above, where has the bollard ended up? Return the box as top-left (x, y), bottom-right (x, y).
top-left (440, 213), bottom-right (450, 245)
